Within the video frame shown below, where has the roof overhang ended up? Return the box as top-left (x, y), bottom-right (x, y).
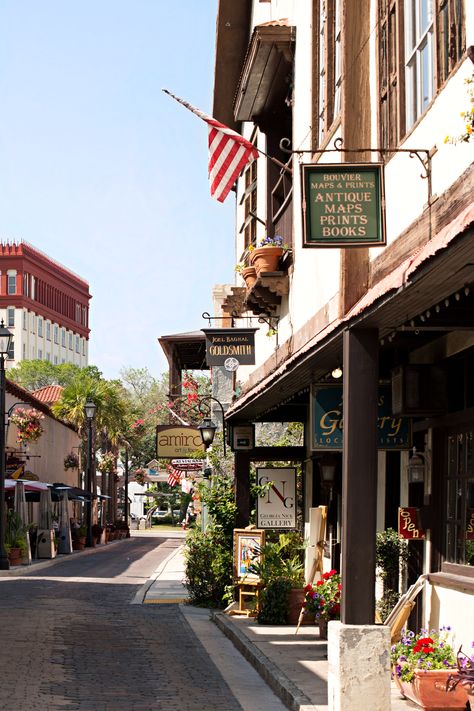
top-left (213, 0), bottom-right (252, 130)
top-left (158, 331), bottom-right (208, 372)
top-left (233, 23), bottom-right (294, 122)
top-left (226, 203), bottom-right (474, 422)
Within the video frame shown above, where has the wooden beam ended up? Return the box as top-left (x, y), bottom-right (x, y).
top-left (342, 328), bottom-right (379, 624)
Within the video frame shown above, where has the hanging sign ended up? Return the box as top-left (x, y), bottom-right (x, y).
top-left (156, 426), bottom-right (205, 459)
top-left (256, 467), bottom-right (297, 529)
top-left (301, 163), bottom-right (386, 247)
top-left (398, 507), bottom-right (426, 540)
top-left (310, 384), bottom-right (411, 450)
top-left (230, 424), bottom-right (255, 451)
top-left (467, 509), bottom-right (474, 541)
top-left (202, 328), bottom-right (257, 366)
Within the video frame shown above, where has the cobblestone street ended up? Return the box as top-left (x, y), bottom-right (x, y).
top-left (0, 537), bottom-right (244, 711)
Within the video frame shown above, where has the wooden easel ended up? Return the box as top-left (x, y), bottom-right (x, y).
top-left (295, 506), bottom-right (327, 633)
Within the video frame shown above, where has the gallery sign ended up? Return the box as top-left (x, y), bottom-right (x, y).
top-left (202, 328), bottom-right (257, 367)
top-left (156, 426), bottom-right (205, 459)
top-left (256, 468), bottom-right (297, 529)
top-left (301, 163), bottom-right (386, 247)
top-left (310, 384), bottom-right (411, 450)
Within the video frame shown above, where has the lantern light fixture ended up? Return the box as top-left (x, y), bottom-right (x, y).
top-left (407, 447), bottom-right (429, 484)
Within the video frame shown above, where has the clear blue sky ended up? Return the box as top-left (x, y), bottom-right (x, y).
top-left (0, 1), bottom-right (235, 380)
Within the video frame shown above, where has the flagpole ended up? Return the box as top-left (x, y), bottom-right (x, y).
top-left (254, 146), bottom-right (292, 174)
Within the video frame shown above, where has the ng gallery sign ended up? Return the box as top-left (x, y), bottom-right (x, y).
top-left (156, 425), bottom-right (205, 459)
top-left (256, 468), bottom-right (297, 529)
top-left (302, 163), bottom-right (386, 247)
top-left (202, 328), bottom-right (257, 366)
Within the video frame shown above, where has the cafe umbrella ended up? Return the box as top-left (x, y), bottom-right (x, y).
top-left (13, 480), bottom-right (31, 564)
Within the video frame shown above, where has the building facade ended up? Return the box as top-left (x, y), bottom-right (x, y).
top-left (205, 0), bottom-right (474, 686)
top-left (0, 241), bottom-right (90, 368)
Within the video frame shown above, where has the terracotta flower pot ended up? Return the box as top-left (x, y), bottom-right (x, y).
top-left (250, 247), bottom-right (283, 275)
top-left (8, 547), bottom-right (22, 566)
top-left (242, 266), bottom-right (257, 289)
top-left (396, 669), bottom-right (469, 710)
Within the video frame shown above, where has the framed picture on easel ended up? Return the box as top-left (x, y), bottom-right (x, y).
top-left (233, 529), bottom-right (265, 581)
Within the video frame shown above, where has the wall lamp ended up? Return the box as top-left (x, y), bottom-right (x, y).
top-left (407, 447), bottom-right (430, 484)
top-left (319, 454), bottom-right (338, 488)
top-left (197, 397), bottom-right (226, 457)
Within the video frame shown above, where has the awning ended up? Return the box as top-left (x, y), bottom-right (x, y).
top-left (226, 202), bottom-right (474, 422)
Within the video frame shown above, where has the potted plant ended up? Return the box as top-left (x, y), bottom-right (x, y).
top-left (303, 569), bottom-right (342, 638)
top-left (249, 235), bottom-right (288, 276)
top-left (91, 524), bottom-right (104, 545)
top-left (9, 407), bottom-right (45, 445)
top-left (236, 261), bottom-right (258, 289)
top-left (391, 627), bottom-right (470, 710)
top-left (63, 452), bottom-right (79, 471)
top-left (71, 525), bottom-right (87, 550)
top-left (5, 510), bottom-right (28, 566)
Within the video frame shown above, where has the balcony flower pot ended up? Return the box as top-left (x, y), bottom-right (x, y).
top-left (395, 669), bottom-right (470, 710)
top-left (250, 247), bottom-right (283, 276)
top-left (242, 266), bottom-right (257, 289)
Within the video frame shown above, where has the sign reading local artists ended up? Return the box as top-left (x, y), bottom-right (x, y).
top-left (310, 384), bottom-right (411, 450)
top-left (156, 425), bottom-right (205, 459)
top-left (256, 467), bottom-right (297, 529)
top-left (202, 328), bottom-right (257, 366)
top-left (301, 163), bottom-right (386, 247)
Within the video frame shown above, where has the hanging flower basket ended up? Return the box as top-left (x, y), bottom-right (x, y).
top-left (64, 452), bottom-right (79, 471)
top-left (10, 407), bottom-right (45, 445)
top-left (97, 451), bottom-right (116, 475)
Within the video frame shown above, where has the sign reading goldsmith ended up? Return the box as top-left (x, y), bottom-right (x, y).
top-left (310, 384), bottom-right (411, 450)
top-left (302, 163), bottom-right (386, 247)
top-left (156, 425), bottom-right (205, 459)
top-left (202, 328), bottom-right (257, 366)
top-left (256, 468), bottom-right (297, 529)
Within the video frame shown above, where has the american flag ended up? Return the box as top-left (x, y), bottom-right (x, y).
top-left (167, 467), bottom-right (182, 488)
top-left (163, 89), bottom-right (259, 203)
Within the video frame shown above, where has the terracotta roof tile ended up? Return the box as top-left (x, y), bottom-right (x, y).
top-left (32, 384), bottom-right (64, 405)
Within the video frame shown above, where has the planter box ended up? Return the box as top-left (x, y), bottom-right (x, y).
top-left (396, 669), bottom-right (470, 710)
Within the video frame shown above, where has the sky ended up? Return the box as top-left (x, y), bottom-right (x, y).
top-left (0, 1), bottom-right (235, 380)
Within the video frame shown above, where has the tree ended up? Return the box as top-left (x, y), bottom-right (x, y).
top-left (7, 360), bottom-right (102, 391)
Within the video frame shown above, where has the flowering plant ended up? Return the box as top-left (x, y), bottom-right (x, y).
top-left (303, 569), bottom-right (341, 621)
top-left (97, 451), bottom-right (116, 475)
top-left (63, 452), bottom-right (79, 470)
top-left (445, 73), bottom-right (474, 144)
top-left (391, 627), bottom-right (459, 683)
top-left (134, 468), bottom-right (147, 486)
top-left (10, 407), bottom-right (44, 444)
top-left (256, 235), bottom-right (288, 250)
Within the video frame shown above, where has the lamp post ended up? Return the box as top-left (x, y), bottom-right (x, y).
top-left (84, 400), bottom-right (96, 548)
top-left (0, 320), bottom-right (13, 570)
top-left (124, 445), bottom-right (130, 538)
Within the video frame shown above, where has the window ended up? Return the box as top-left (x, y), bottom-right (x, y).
top-left (38, 318), bottom-right (42, 337)
top-left (46, 352), bottom-right (51, 362)
top-left (445, 430), bottom-right (474, 566)
top-left (23, 343), bottom-right (26, 359)
top-left (82, 339), bottom-right (86, 356)
top-left (379, 0), bottom-right (465, 145)
top-left (315, 0), bottom-right (341, 146)
top-left (23, 311), bottom-right (27, 330)
top-left (75, 336), bottom-right (80, 354)
top-left (69, 333), bottom-right (73, 350)
top-left (7, 274), bottom-right (16, 295)
top-left (46, 321), bottom-right (51, 341)
top-left (7, 340), bottom-right (14, 359)
top-left (54, 325), bottom-right (59, 344)
top-left (241, 158), bottom-right (258, 250)
top-left (61, 329), bottom-right (66, 347)
top-left (7, 308), bottom-right (15, 327)
top-left (38, 349), bottom-right (42, 360)
top-left (54, 355), bottom-right (58, 365)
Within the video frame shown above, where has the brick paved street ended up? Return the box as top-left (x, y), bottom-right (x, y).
top-left (0, 536), bottom-right (244, 711)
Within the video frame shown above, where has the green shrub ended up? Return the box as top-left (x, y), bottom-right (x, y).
top-left (184, 525), bottom-right (233, 607)
top-left (257, 578), bottom-right (292, 625)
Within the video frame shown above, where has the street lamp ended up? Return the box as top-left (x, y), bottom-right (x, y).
top-left (197, 397), bottom-right (226, 457)
top-left (124, 444), bottom-right (130, 538)
top-left (0, 320), bottom-right (13, 570)
top-left (84, 400), bottom-right (96, 548)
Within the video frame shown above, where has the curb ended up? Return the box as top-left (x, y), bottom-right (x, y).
top-left (212, 611), bottom-right (319, 711)
top-left (131, 543), bottom-right (185, 605)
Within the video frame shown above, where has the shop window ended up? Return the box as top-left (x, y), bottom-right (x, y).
top-left (378, 0), bottom-right (464, 147)
top-left (445, 430), bottom-right (474, 566)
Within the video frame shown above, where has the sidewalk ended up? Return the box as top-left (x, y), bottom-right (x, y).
top-left (140, 544), bottom-right (414, 711)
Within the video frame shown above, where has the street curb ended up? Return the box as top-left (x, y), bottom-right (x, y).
top-left (131, 543), bottom-right (185, 605)
top-left (212, 611), bottom-right (319, 711)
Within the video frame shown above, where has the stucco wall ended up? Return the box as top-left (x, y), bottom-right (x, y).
top-left (429, 582), bottom-right (474, 654)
